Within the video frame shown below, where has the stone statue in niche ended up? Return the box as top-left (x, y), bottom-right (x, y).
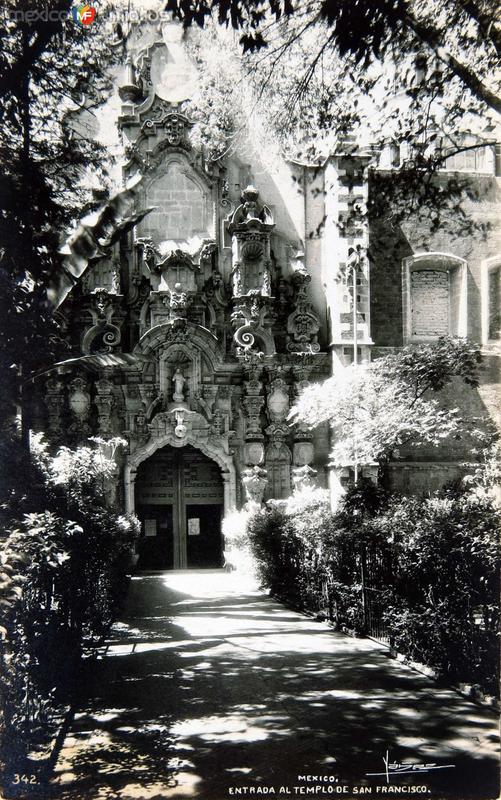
top-left (173, 368), bottom-right (186, 403)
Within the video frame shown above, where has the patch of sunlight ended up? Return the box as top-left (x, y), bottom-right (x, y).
top-left (450, 728), bottom-right (499, 749)
top-left (327, 689), bottom-right (363, 700)
top-left (136, 723), bottom-right (171, 734)
top-left (171, 713), bottom-right (289, 744)
top-left (228, 632), bottom-right (343, 654)
top-left (394, 707), bottom-right (422, 719)
top-left (162, 571), bottom-right (260, 599)
top-left (395, 736), bottom-right (429, 748)
top-left (119, 780), bottom-right (191, 799)
top-left (105, 644), bottom-right (134, 656)
top-left (57, 772), bottom-right (77, 784)
top-left (175, 615), bottom-right (291, 638)
top-left (226, 767), bottom-right (253, 775)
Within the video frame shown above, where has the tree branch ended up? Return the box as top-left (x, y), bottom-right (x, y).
top-left (404, 10), bottom-right (501, 114)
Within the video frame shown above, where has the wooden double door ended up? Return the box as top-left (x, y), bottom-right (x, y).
top-left (135, 445), bottom-right (224, 570)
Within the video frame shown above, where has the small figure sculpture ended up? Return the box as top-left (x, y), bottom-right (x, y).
top-left (232, 264), bottom-right (243, 297)
top-left (173, 368), bottom-right (186, 403)
top-left (261, 264), bottom-right (271, 296)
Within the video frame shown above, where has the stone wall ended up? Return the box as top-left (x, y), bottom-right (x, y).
top-left (139, 161), bottom-right (210, 242)
top-left (369, 172), bottom-right (501, 347)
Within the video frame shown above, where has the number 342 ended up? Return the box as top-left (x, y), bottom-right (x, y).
top-left (12, 774), bottom-right (38, 785)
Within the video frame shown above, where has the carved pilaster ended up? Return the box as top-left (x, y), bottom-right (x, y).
top-left (44, 378), bottom-right (65, 438)
top-left (266, 377), bottom-right (290, 423)
top-left (134, 403), bottom-right (150, 444)
top-left (94, 379), bottom-right (115, 434)
top-left (68, 375), bottom-right (91, 435)
top-left (243, 396), bottom-right (264, 439)
top-left (286, 271), bottom-right (320, 354)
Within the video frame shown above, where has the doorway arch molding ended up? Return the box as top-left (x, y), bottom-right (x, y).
top-left (124, 432), bottom-right (237, 516)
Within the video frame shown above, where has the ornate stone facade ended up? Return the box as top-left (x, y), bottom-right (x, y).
top-left (34, 20), bottom-right (500, 567)
top-left (34, 24), bottom-right (330, 558)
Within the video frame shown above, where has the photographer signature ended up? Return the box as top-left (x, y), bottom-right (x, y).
top-left (366, 750), bottom-right (455, 783)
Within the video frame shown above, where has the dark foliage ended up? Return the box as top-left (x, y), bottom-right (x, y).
top-left (247, 479), bottom-right (500, 697)
top-left (0, 434), bottom-right (139, 786)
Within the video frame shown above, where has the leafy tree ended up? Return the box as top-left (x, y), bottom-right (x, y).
top-left (167, 0), bottom-right (500, 112)
top-left (289, 336), bottom-right (487, 467)
top-left (0, 0), bottom-right (122, 429)
top-left (166, 4), bottom-right (499, 252)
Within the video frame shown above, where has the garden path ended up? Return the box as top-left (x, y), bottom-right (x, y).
top-left (50, 572), bottom-right (499, 800)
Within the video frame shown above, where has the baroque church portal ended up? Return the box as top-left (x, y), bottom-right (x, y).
top-left (33, 21), bottom-right (501, 570)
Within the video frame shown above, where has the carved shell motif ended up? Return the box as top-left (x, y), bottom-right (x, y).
top-left (242, 240), bottom-right (264, 262)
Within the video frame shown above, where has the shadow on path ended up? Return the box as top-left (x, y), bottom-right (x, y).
top-left (50, 572), bottom-right (500, 800)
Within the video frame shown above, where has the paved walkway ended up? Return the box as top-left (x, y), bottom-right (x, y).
top-left (51, 572), bottom-right (499, 800)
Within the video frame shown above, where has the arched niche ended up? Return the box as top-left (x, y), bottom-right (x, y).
top-left (402, 252), bottom-right (468, 342)
top-left (137, 156), bottom-right (213, 243)
top-left (265, 441), bottom-right (292, 500)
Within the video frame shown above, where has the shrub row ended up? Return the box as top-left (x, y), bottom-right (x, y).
top-left (247, 481), bottom-right (500, 696)
top-left (0, 434), bottom-right (139, 787)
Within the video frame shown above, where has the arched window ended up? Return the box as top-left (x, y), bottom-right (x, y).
top-left (402, 253), bottom-right (467, 343)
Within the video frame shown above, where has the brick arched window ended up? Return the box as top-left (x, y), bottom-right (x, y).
top-left (402, 253), bottom-right (468, 343)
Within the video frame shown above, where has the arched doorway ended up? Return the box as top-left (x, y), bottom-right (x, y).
top-left (134, 444), bottom-right (224, 570)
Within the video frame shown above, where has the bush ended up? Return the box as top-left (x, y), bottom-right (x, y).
top-left (382, 490), bottom-right (500, 694)
top-left (246, 480), bottom-right (500, 696)
top-left (0, 435), bottom-right (140, 783)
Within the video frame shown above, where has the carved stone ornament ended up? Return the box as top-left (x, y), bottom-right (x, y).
top-left (232, 296), bottom-right (275, 357)
top-left (44, 378), bottom-right (65, 435)
top-left (174, 409), bottom-right (187, 439)
top-left (242, 465), bottom-right (268, 507)
top-left (169, 283), bottom-right (189, 318)
top-left (244, 441), bottom-right (265, 466)
top-left (228, 186), bottom-right (274, 232)
top-left (267, 378), bottom-right (290, 423)
top-left (265, 422), bottom-right (290, 441)
top-left (68, 375), bottom-right (91, 434)
top-left (134, 404), bottom-right (150, 441)
top-left (292, 464), bottom-right (318, 492)
top-left (95, 378), bottom-right (114, 435)
top-left (286, 278), bottom-right (321, 354)
top-left (142, 102), bottom-right (193, 150)
top-left (243, 395), bottom-right (264, 438)
top-left (69, 376), bottom-right (90, 419)
top-left (293, 441), bottom-right (314, 466)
